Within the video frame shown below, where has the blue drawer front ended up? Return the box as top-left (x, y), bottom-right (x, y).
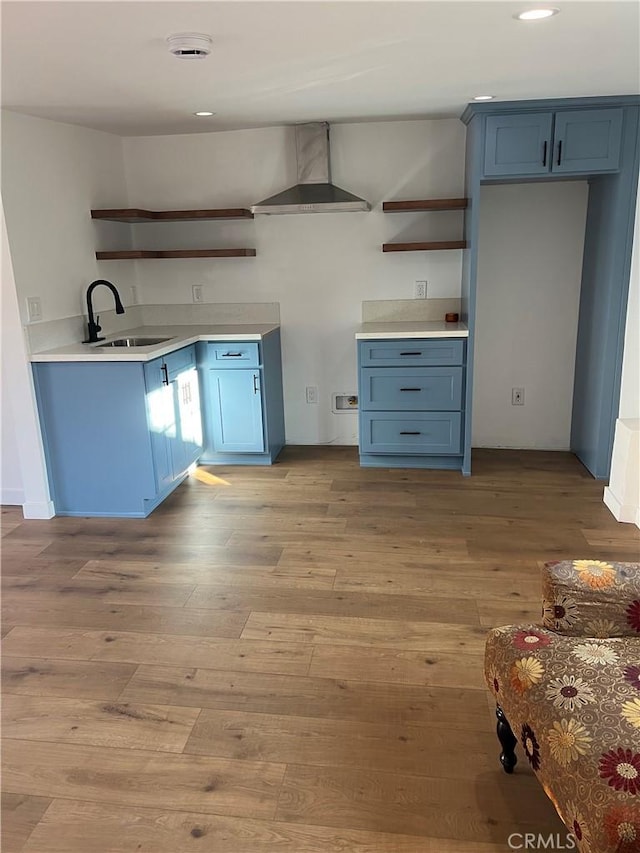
top-left (359, 338), bottom-right (464, 367)
top-left (207, 342), bottom-right (260, 367)
top-left (361, 367), bottom-right (463, 411)
top-left (360, 412), bottom-right (462, 455)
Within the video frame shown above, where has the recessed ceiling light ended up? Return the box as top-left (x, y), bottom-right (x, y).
top-left (516, 8), bottom-right (559, 20)
top-left (473, 95), bottom-right (495, 101)
top-left (194, 111), bottom-right (215, 117)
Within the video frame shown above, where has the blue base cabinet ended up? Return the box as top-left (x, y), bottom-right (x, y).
top-left (357, 338), bottom-right (467, 471)
top-left (198, 329), bottom-right (285, 465)
top-left (32, 345), bottom-right (202, 517)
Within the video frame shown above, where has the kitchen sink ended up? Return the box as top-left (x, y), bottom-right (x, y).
top-left (97, 336), bottom-right (173, 348)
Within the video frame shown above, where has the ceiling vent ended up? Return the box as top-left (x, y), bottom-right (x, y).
top-left (167, 33), bottom-right (212, 59)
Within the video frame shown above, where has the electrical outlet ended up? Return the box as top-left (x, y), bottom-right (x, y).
top-left (192, 285), bottom-right (204, 303)
top-left (512, 387), bottom-right (525, 406)
top-left (414, 281), bottom-right (427, 299)
top-left (26, 296), bottom-right (42, 322)
top-left (306, 386), bottom-right (319, 404)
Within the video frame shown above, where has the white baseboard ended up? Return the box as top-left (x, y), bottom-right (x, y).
top-left (603, 486), bottom-right (640, 528)
top-left (21, 500), bottom-right (55, 519)
top-left (1, 488), bottom-right (25, 506)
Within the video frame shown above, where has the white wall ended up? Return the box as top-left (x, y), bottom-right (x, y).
top-left (604, 187), bottom-right (640, 527)
top-left (1, 110), bottom-right (133, 516)
top-left (122, 120), bottom-right (466, 444)
top-left (472, 182), bottom-right (588, 449)
top-left (1, 393), bottom-right (23, 505)
top-left (1, 110), bottom-right (135, 323)
top-left (1, 203), bottom-right (53, 517)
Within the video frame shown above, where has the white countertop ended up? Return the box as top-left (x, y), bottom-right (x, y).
top-left (355, 321), bottom-right (469, 339)
top-left (30, 324), bottom-right (280, 363)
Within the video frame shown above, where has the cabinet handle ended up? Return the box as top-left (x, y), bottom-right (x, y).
top-left (542, 140), bottom-right (548, 166)
top-left (400, 431), bottom-right (421, 435)
top-left (400, 387), bottom-right (421, 392)
top-left (223, 352), bottom-right (243, 357)
top-left (161, 364), bottom-right (169, 386)
top-left (400, 351), bottom-right (422, 356)
top-left (253, 374), bottom-right (259, 394)
top-left (557, 140), bottom-right (563, 166)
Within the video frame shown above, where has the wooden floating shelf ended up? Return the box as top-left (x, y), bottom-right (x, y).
top-left (382, 198), bottom-right (468, 212)
top-left (383, 241), bottom-right (467, 252)
top-left (91, 208), bottom-right (254, 222)
top-left (96, 249), bottom-right (257, 260)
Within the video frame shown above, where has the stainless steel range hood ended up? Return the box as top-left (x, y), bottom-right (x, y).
top-left (251, 122), bottom-right (371, 215)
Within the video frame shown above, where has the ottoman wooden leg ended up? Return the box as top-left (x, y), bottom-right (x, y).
top-left (496, 704), bottom-right (517, 774)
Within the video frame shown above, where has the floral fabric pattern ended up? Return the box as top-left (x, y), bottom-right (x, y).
top-left (541, 560), bottom-right (640, 637)
top-left (485, 560), bottom-right (640, 853)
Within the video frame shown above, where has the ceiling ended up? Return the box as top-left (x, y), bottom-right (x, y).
top-left (2, 0), bottom-right (639, 137)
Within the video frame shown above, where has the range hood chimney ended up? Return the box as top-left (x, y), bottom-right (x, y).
top-left (251, 122), bottom-right (371, 215)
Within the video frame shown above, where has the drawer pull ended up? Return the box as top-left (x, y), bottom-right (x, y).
top-left (400, 387), bottom-right (421, 392)
top-left (399, 351), bottom-right (422, 356)
top-left (400, 431), bottom-right (421, 435)
top-left (223, 352), bottom-right (244, 357)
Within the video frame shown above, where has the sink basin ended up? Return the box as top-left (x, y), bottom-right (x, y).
top-left (97, 336), bottom-right (173, 348)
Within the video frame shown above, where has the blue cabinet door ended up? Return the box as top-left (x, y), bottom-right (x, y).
top-left (146, 347), bottom-right (203, 486)
top-left (173, 367), bottom-right (203, 471)
top-left (143, 357), bottom-right (176, 491)
top-left (484, 113), bottom-right (553, 176)
top-left (552, 108), bottom-right (623, 173)
top-left (208, 368), bottom-right (265, 453)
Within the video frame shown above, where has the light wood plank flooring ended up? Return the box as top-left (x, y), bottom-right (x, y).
top-left (2, 447), bottom-right (639, 852)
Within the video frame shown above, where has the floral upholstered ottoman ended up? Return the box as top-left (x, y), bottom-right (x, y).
top-left (485, 560), bottom-right (640, 852)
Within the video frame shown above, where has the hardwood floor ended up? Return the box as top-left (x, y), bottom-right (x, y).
top-left (2, 447), bottom-right (639, 852)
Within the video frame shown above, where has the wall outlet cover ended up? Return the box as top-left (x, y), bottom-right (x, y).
top-left (414, 281), bottom-right (427, 299)
top-left (192, 285), bottom-right (204, 303)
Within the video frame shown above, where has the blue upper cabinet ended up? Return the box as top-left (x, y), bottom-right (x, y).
top-left (553, 108), bottom-right (623, 174)
top-left (484, 112), bottom-right (553, 176)
top-left (483, 106), bottom-right (624, 178)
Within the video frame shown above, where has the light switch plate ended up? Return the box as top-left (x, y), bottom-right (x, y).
top-left (26, 296), bottom-right (42, 322)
